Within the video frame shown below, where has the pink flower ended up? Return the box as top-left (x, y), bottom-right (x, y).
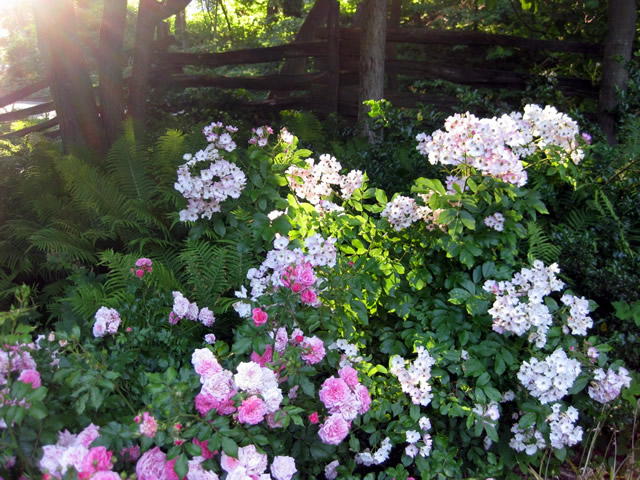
top-left (90, 473), bottom-right (120, 480)
top-left (220, 452), bottom-right (241, 473)
top-left (301, 336), bottom-right (326, 365)
top-left (121, 445), bottom-right (140, 462)
top-left (93, 307), bottom-right (121, 338)
top-left (308, 412), bottom-right (319, 424)
top-left (191, 348), bottom-right (223, 378)
top-left (266, 410), bottom-right (285, 428)
top-left (252, 308), bottom-right (268, 327)
top-left (354, 383), bottom-right (371, 414)
top-left (198, 307), bottom-right (215, 327)
top-left (318, 413), bottom-right (350, 445)
top-left (237, 395), bottom-right (268, 425)
top-left (164, 458), bottom-right (179, 480)
top-left (274, 327), bottom-right (288, 353)
top-left (204, 333), bottom-right (216, 344)
top-left (319, 377), bottom-right (350, 410)
top-left (270, 456), bottom-right (297, 480)
top-left (300, 288), bottom-right (317, 305)
top-left (194, 392), bottom-right (218, 417)
top-left (139, 412), bottom-right (157, 438)
top-left (193, 438), bottom-right (215, 459)
top-left (18, 369), bottom-right (41, 389)
top-left (77, 424), bottom-right (101, 447)
top-left (135, 269), bottom-right (145, 278)
top-left (168, 312), bottom-right (181, 325)
top-left (80, 446), bottom-right (113, 475)
top-left (291, 283), bottom-right (303, 293)
top-left (250, 344), bottom-right (273, 367)
top-left (135, 447), bottom-right (166, 480)
top-left (338, 366), bottom-right (359, 388)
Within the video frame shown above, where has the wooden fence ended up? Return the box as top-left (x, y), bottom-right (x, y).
top-left (0, 6), bottom-right (603, 140)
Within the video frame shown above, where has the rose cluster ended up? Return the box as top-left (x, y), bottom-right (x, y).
top-left (175, 122), bottom-right (246, 222)
top-left (221, 444), bottom-right (297, 480)
top-left (483, 212), bottom-right (505, 231)
top-left (547, 403), bottom-right (583, 449)
top-left (317, 366), bottom-right (371, 445)
top-left (92, 307), bottom-right (122, 338)
top-left (403, 416), bottom-right (434, 461)
top-left (248, 125), bottom-right (274, 147)
top-left (286, 153), bottom-right (363, 205)
top-left (131, 257), bottom-right (153, 278)
top-left (509, 422), bottom-right (546, 456)
top-left (234, 234), bottom-right (336, 309)
top-left (588, 366), bottom-right (632, 404)
top-left (39, 424), bottom-right (120, 480)
top-left (170, 291), bottom-right (215, 327)
top-left (560, 294), bottom-right (593, 336)
top-left (390, 346), bottom-right (436, 406)
top-left (483, 260), bottom-right (566, 348)
top-left (415, 104), bottom-right (585, 187)
top-left (517, 348), bottom-right (581, 404)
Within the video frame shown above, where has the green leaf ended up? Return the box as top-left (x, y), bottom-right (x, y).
top-left (518, 412), bottom-right (537, 429)
top-left (28, 401), bottom-right (48, 420)
top-left (460, 211), bottom-right (476, 230)
top-left (174, 453), bottom-right (189, 479)
top-left (221, 436), bottom-right (239, 458)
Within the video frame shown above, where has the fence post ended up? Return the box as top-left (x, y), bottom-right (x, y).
top-left (326, 0), bottom-right (340, 115)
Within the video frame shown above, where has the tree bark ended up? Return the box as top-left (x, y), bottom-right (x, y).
top-left (129, 0), bottom-right (191, 126)
top-left (269, 0), bottom-right (332, 99)
top-left (33, 0), bottom-right (107, 154)
top-left (597, 0), bottom-right (637, 145)
top-left (98, 0), bottom-right (128, 145)
top-left (358, 0), bottom-right (387, 141)
top-left (175, 8), bottom-right (188, 50)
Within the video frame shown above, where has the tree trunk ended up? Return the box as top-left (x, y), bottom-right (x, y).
top-left (597, 0), bottom-right (637, 145)
top-left (358, 0), bottom-right (387, 141)
top-left (129, 0), bottom-right (191, 126)
top-left (387, 0), bottom-right (402, 93)
top-left (282, 0), bottom-right (304, 17)
top-left (33, 0), bottom-right (107, 154)
top-left (175, 8), bottom-right (188, 50)
top-left (269, 0), bottom-right (331, 100)
top-left (98, 0), bottom-right (128, 145)
top-left (267, 0), bottom-right (279, 21)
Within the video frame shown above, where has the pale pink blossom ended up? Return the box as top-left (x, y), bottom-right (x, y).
top-left (318, 413), bottom-right (350, 445)
top-left (18, 369), bottom-right (41, 388)
top-left (237, 395), bottom-right (268, 425)
top-left (270, 456), bottom-right (297, 480)
top-left (301, 336), bottom-right (325, 365)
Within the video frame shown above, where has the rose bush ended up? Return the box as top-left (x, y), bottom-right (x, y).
top-left (1, 107), bottom-right (637, 480)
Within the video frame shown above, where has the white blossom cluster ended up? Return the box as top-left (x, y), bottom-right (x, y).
top-left (517, 348), bottom-right (581, 404)
top-left (381, 195), bottom-right (422, 231)
top-left (483, 212), bottom-right (505, 232)
top-left (390, 346), bottom-right (436, 406)
top-left (286, 154), bottom-right (363, 205)
top-left (547, 403), bottom-right (583, 449)
top-left (560, 294), bottom-right (593, 336)
top-left (483, 260), bottom-right (565, 347)
top-left (588, 366), bottom-right (632, 404)
top-left (175, 126), bottom-right (247, 221)
top-left (327, 339), bottom-right (363, 367)
top-left (522, 104), bottom-right (584, 164)
top-left (473, 401), bottom-right (501, 424)
top-left (233, 234), bottom-right (337, 315)
top-left (354, 437), bottom-right (392, 466)
top-left (415, 105), bottom-right (584, 187)
top-left (404, 416), bottom-right (433, 460)
top-left (509, 422), bottom-right (546, 455)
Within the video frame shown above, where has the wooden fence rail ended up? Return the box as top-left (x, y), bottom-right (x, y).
top-left (0, 15), bottom-right (602, 139)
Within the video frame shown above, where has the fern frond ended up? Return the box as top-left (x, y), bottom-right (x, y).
top-left (280, 111), bottom-right (326, 146)
top-left (527, 221), bottom-right (561, 264)
top-left (106, 120), bottom-right (156, 205)
top-left (154, 129), bottom-right (186, 185)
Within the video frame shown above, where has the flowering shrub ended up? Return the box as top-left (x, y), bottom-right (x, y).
top-left (1, 108), bottom-right (638, 480)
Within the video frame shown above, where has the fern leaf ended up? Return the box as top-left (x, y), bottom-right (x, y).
top-left (527, 222), bottom-right (561, 264)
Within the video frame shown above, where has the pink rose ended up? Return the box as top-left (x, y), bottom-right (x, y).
top-left (192, 438), bottom-right (215, 459)
top-left (18, 369), bottom-right (41, 389)
top-left (354, 383), bottom-right (371, 414)
top-left (338, 366), bottom-right (359, 388)
top-left (252, 308), bottom-right (268, 327)
top-left (80, 446), bottom-right (113, 475)
top-left (139, 412), bottom-right (157, 438)
top-left (195, 392), bottom-right (218, 417)
top-left (318, 413), bottom-right (350, 445)
top-left (301, 336), bottom-right (326, 365)
top-left (191, 348), bottom-right (223, 378)
top-left (136, 447), bottom-right (166, 480)
top-left (308, 412), bottom-right (319, 424)
top-left (164, 458), bottom-right (179, 480)
top-left (319, 377), bottom-right (350, 410)
top-left (270, 455), bottom-right (297, 480)
top-left (135, 269), bottom-right (145, 278)
top-left (237, 396), bottom-right (267, 425)
top-left (90, 473), bottom-right (120, 480)
top-left (250, 344), bottom-right (273, 367)
top-left (300, 288), bottom-right (317, 305)
top-left (121, 445), bottom-right (140, 462)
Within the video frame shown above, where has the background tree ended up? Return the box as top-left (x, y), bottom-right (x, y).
top-left (32, 0), bottom-right (107, 154)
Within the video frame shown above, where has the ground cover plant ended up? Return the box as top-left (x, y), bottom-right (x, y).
top-left (1, 106), bottom-right (639, 480)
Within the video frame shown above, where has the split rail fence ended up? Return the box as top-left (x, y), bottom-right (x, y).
top-left (0, 3), bottom-right (602, 140)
